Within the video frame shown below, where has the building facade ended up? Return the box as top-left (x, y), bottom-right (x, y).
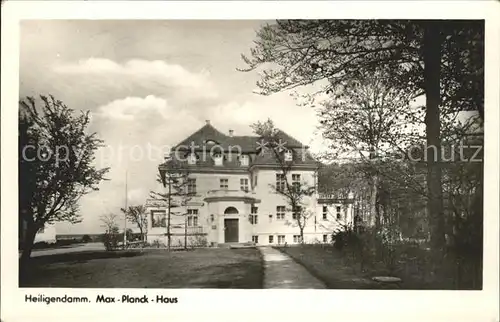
top-left (146, 121), bottom-right (354, 247)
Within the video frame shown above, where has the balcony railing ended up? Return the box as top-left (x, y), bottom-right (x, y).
top-left (145, 198), bottom-right (167, 207)
top-left (317, 193), bottom-right (355, 204)
top-left (172, 226), bottom-right (206, 235)
top-left (151, 225), bottom-right (206, 235)
top-left (204, 189), bottom-right (259, 202)
top-left (206, 189), bottom-right (252, 197)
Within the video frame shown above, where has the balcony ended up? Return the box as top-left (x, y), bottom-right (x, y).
top-left (150, 225), bottom-right (206, 236)
top-left (170, 225), bottom-right (206, 236)
top-left (204, 189), bottom-right (260, 203)
top-left (317, 193), bottom-right (355, 204)
top-left (145, 198), bottom-right (167, 208)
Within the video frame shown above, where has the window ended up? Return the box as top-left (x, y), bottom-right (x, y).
top-left (187, 153), bottom-right (197, 165)
top-left (269, 235), bottom-right (274, 244)
top-left (249, 215), bottom-right (258, 225)
top-left (269, 214), bottom-right (273, 223)
top-left (336, 206), bottom-right (342, 220)
top-left (323, 234), bottom-right (328, 243)
top-left (322, 206), bottom-right (328, 220)
top-left (210, 214), bottom-right (215, 222)
top-left (276, 173), bottom-right (286, 192)
top-left (284, 150), bottom-right (293, 161)
top-left (220, 178), bottom-right (229, 190)
top-left (239, 155), bottom-right (249, 166)
top-left (276, 206), bottom-right (286, 220)
top-left (213, 153), bottom-right (223, 166)
top-left (293, 235), bottom-right (301, 243)
top-left (253, 174), bottom-right (258, 187)
top-left (187, 178), bottom-right (197, 194)
top-left (292, 206), bottom-right (301, 220)
top-left (336, 206), bottom-right (341, 213)
top-left (292, 174), bottom-right (301, 192)
top-left (240, 178), bottom-right (249, 192)
top-left (250, 207), bottom-right (258, 225)
top-left (151, 210), bottom-right (166, 228)
top-left (252, 235), bottom-right (259, 244)
top-left (277, 235), bottom-right (285, 244)
top-left (187, 209), bottom-right (199, 227)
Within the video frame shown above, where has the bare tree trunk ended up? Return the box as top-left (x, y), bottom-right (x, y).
top-left (167, 181), bottom-right (172, 251)
top-left (423, 21), bottom-right (446, 262)
top-left (184, 215), bottom-right (188, 250)
top-left (139, 227), bottom-right (145, 242)
top-left (370, 176), bottom-right (378, 228)
top-left (20, 224), bottom-right (38, 275)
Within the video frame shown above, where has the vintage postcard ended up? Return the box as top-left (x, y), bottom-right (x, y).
top-left (1, 1), bottom-right (499, 322)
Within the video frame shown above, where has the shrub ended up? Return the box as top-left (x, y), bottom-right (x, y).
top-left (102, 227), bottom-right (120, 251)
top-left (127, 240), bottom-right (147, 249)
top-left (193, 235), bottom-right (208, 248)
top-left (332, 227), bottom-right (361, 251)
top-left (82, 235), bottom-right (92, 243)
top-left (150, 239), bottom-right (166, 248)
top-left (56, 239), bottom-right (80, 247)
top-left (32, 241), bottom-right (51, 249)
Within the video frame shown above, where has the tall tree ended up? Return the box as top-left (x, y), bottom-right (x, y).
top-left (99, 212), bottom-right (120, 251)
top-left (150, 158), bottom-right (191, 250)
top-left (318, 75), bottom-right (418, 228)
top-left (240, 19), bottom-right (484, 255)
top-left (19, 95), bottom-right (109, 266)
top-left (251, 119), bottom-right (316, 243)
top-left (100, 212), bottom-right (119, 233)
top-left (176, 187), bottom-right (193, 250)
top-left (121, 205), bottom-right (148, 242)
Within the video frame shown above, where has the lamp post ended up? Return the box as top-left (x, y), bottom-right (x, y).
top-left (123, 169), bottom-right (128, 248)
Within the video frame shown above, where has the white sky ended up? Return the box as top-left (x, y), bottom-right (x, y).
top-left (20, 20), bottom-right (325, 234)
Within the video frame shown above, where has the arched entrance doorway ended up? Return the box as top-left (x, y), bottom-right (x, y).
top-left (224, 207), bottom-right (239, 215)
top-left (223, 207), bottom-right (239, 242)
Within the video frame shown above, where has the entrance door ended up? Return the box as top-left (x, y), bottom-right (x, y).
top-left (224, 219), bottom-right (239, 242)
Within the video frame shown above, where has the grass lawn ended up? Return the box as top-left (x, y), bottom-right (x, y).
top-left (277, 245), bottom-right (383, 289)
top-left (20, 248), bottom-right (263, 288)
top-left (277, 244), bottom-right (480, 290)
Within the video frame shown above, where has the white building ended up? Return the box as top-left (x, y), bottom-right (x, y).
top-left (146, 121), bottom-right (354, 247)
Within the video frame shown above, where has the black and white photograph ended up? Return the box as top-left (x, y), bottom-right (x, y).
top-left (1, 1), bottom-right (499, 321)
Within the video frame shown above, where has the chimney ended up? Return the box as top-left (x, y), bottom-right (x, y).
top-left (229, 129), bottom-right (234, 137)
top-left (205, 120), bottom-right (210, 125)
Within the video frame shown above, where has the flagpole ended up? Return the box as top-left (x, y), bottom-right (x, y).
top-left (124, 169), bottom-right (128, 248)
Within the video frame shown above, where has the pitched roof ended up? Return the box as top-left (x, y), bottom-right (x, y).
top-left (272, 130), bottom-right (305, 148)
top-left (163, 121), bottom-right (317, 170)
top-left (174, 122), bottom-right (228, 148)
top-left (173, 122), bottom-right (306, 153)
top-left (251, 148), bottom-right (318, 168)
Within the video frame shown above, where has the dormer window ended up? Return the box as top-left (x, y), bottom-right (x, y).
top-left (187, 153), bottom-right (197, 165)
top-left (239, 155), bottom-right (249, 167)
top-left (213, 153), bottom-right (223, 166)
top-left (205, 139), bottom-right (217, 145)
top-left (284, 150), bottom-right (293, 162)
